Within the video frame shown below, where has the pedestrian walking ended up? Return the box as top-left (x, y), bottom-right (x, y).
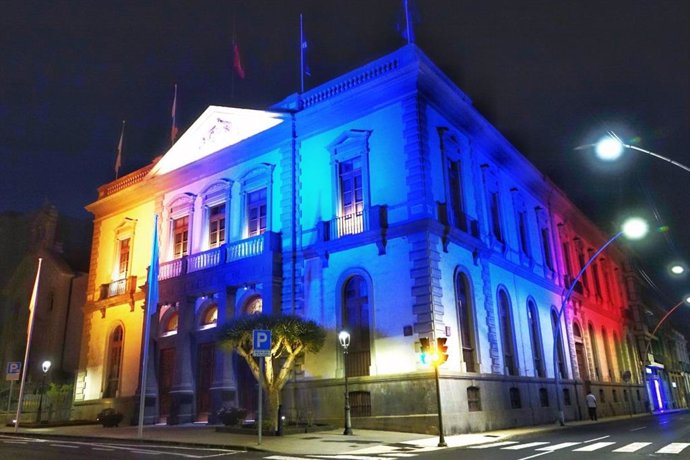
top-left (586, 391), bottom-right (598, 421)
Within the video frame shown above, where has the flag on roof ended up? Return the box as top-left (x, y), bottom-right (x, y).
top-left (233, 41), bottom-right (245, 79)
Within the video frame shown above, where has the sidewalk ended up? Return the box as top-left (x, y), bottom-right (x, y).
top-left (0, 412), bottom-right (661, 455)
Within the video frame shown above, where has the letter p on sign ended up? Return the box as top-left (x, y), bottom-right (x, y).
top-left (253, 329), bottom-right (271, 357)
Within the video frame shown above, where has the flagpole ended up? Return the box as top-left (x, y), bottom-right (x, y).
top-left (115, 120), bottom-right (125, 180)
top-left (170, 84), bottom-right (178, 147)
top-left (300, 14), bottom-right (305, 93)
top-left (14, 258), bottom-right (43, 432)
top-left (404, 0), bottom-right (412, 44)
top-left (137, 215), bottom-right (159, 439)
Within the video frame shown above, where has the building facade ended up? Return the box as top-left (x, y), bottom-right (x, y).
top-left (73, 45), bottom-right (685, 432)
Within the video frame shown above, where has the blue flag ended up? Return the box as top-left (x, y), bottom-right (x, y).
top-left (146, 214), bottom-right (159, 315)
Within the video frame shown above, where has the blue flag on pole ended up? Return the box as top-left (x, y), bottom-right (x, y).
top-left (146, 214), bottom-right (159, 315)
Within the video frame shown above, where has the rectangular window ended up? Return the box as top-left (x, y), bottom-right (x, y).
top-left (490, 191), bottom-right (503, 242)
top-left (247, 188), bottom-right (267, 237)
top-left (208, 204), bottom-right (226, 248)
top-left (173, 216), bottom-right (189, 258)
top-left (539, 388), bottom-right (549, 407)
top-left (467, 386), bottom-right (482, 412)
top-left (563, 388), bottom-right (572, 406)
top-left (118, 238), bottom-right (130, 279)
top-left (509, 387), bottom-right (522, 409)
top-left (447, 159), bottom-right (467, 231)
top-left (518, 211), bottom-right (530, 256)
top-left (541, 227), bottom-right (554, 270)
top-left (338, 158), bottom-right (364, 236)
top-left (590, 251), bottom-right (603, 297)
top-left (562, 242), bottom-right (573, 279)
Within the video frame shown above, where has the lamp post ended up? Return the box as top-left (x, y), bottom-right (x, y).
top-left (35, 360), bottom-right (51, 423)
top-left (338, 331), bottom-right (353, 435)
top-left (641, 296), bottom-right (690, 412)
top-left (578, 131), bottom-right (690, 174)
top-left (553, 217), bottom-right (648, 426)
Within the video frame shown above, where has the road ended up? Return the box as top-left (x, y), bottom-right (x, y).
top-left (2, 412), bottom-right (690, 459)
top-left (0, 435), bottom-right (253, 459)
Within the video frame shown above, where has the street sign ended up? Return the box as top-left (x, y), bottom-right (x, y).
top-left (6, 361), bottom-right (21, 381)
top-left (252, 329), bottom-right (271, 357)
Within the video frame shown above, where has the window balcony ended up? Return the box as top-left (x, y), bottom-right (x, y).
top-left (158, 232), bottom-right (281, 281)
top-left (437, 202), bottom-right (480, 238)
top-left (99, 276), bottom-right (137, 300)
top-left (330, 210), bottom-right (366, 239)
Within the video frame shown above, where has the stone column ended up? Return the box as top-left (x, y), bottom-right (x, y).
top-left (169, 297), bottom-right (195, 424)
top-left (209, 287), bottom-right (238, 423)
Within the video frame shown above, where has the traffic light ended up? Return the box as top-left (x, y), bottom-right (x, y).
top-left (437, 337), bottom-right (449, 365)
top-left (419, 338), bottom-right (431, 365)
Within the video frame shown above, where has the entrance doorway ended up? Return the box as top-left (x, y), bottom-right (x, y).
top-left (159, 348), bottom-right (176, 423)
top-left (196, 342), bottom-right (215, 421)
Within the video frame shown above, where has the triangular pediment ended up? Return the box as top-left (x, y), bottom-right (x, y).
top-left (149, 106), bottom-right (285, 177)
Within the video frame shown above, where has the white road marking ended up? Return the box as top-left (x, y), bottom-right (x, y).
top-left (265, 457), bottom-right (309, 460)
top-left (655, 443), bottom-right (690, 454)
top-left (629, 426), bottom-right (646, 432)
top-left (49, 443), bottom-right (79, 448)
top-left (516, 452), bottom-right (552, 460)
top-left (2, 440), bottom-right (28, 444)
top-left (92, 448), bottom-right (115, 451)
top-left (535, 442), bottom-right (581, 451)
top-left (573, 442), bottom-right (616, 451)
top-left (502, 442), bottom-right (550, 450)
top-left (612, 442), bottom-right (651, 452)
top-left (380, 454), bottom-right (417, 457)
top-left (583, 435), bottom-right (610, 443)
top-left (469, 441), bottom-right (519, 448)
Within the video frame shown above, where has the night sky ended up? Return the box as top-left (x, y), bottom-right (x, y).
top-left (2, 1), bottom-right (690, 303)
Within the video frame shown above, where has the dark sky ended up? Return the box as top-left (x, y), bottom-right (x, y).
top-left (2, 1), bottom-right (690, 302)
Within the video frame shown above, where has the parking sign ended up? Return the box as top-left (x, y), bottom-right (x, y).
top-left (252, 329), bottom-right (272, 357)
top-left (6, 361), bottom-right (21, 381)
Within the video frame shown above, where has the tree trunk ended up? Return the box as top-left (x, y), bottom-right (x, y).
top-left (267, 387), bottom-right (280, 432)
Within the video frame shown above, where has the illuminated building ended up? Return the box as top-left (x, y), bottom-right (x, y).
top-left (73, 45), bottom-right (688, 431)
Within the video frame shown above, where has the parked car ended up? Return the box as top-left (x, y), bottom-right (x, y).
top-left (96, 408), bottom-right (123, 427)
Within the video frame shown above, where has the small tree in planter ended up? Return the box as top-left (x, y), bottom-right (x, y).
top-left (97, 408), bottom-right (124, 427)
top-left (217, 406), bottom-right (248, 426)
top-left (219, 314), bottom-right (326, 433)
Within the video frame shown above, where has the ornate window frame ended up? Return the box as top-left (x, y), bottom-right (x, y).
top-left (165, 193), bottom-right (196, 260)
top-left (238, 164), bottom-right (274, 239)
top-left (200, 179), bottom-right (233, 250)
top-left (328, 130), bottom-right (372, 222)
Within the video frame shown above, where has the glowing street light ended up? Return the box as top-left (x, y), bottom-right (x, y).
top-left (583, 131), bottom-right (690, 174)
top-left (670, 264), bottom-right (686, 276)
top-left (553, 217), bottom-right (648, 425)
top-left (35, 360), bottom-right (51, 423)
top-left (338, 330), bottom-right (353, 435)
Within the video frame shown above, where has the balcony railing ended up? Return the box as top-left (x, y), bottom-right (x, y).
top-left (437, 202), bottom-right (480, 238)
top-left (99, 276), bottom-right (136, 300)
top-left (228, 234), bottom-right (264, 262)
top-left (188, 246), bottom-right (223, 273)
top-left (157, 232), bottom-right (280, 281)
top-left (330, 211), bottom-right (366, 240)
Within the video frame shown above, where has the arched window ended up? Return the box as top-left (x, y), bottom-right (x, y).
top-left (104, 325), bottom-right (124, 398)
top-left (455, 272), bottom-right (477, 372)
top-left (161, 312), bottom-right (179, 337)
top-left (244, 296), bottom-right (263, 315)
top-left (551, 309), bottom-right (568, 379)
top-left (342, 275), bottom-right (371, 377)
top-left (497, 289), bottom-right (517, 375)
top-left (602, 327), bottom-right (615, 381)
top-left (573, 322), bottom-right (589, 381)
top-left (199, 304), bottom-right (218, 330)
top-left (589, 323), bottom-right (601, 380)
top-left (527, 300), bottom-right (544, 377)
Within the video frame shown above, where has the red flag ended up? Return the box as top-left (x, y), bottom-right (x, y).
top-left (233, 42), bottom-right (245, 79)
top-left (115, 120), bottom-right (125, 179)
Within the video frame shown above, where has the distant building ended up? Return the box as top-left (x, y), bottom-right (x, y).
top-left (74, 45), bottom-right (687, 432)
top-left (0, 205), bottom-right (88, 387)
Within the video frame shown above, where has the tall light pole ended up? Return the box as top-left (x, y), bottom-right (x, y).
top-left (577, 131), bottom-right (690, 174)
top-left (35, 360), bottom-right (51, 423)
top-left (338, 331), bottom-right (353, 435)
top-left (553, 217), bottom-right (648, 425)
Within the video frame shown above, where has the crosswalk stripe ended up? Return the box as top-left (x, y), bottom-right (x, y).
top-left (655, 443), bottom-right (690, 454)
top-left (573, 442), bottom-right (616, 452)
top-left (469, 441), bottom-right (519, 449)
top-left (612, 442), bottom-right (652, 453)
top-left (502, 442), bottom-right (550, 450)
top-left (535, 442), bottom-right (581, 451)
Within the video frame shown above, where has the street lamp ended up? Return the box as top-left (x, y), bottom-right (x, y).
top-left (553, 217), bottom-right (648, 425)
top-left (338, 331), bottom-right (353, 435)
top-left (669, 264), bottom-right (685, 276)
top-left (584, 131), bottom-right (690, 174)
top-left (35, 360), bottom-right (51, 423)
